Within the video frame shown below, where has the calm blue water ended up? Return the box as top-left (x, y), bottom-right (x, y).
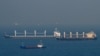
top-left (0, 27), bottom-right (100, 56)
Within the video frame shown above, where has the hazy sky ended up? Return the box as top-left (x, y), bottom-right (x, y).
top-left (0, 0), bottom-right (100, 26)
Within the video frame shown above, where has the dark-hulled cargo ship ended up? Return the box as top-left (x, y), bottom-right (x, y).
top-left (4, 28), bottom-right (97, 40)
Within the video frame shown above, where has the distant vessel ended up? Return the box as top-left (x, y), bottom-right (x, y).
top-left (4, 28), bottom-right (97, 40)
top-left (20, 40), bottom-right (46, 49)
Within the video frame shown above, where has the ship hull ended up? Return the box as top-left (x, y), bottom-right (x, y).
top-left (4, 35), bottom-right (54, 38)
top-left (4, 35), bottom-right (97, 40)
top-left (20, 46), bottom-right (46, 49)
top-left (56, 37), bottom-right (97, 40)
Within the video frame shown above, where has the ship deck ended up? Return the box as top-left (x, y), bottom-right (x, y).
top-left (5, 35), bottom-right (55, 38)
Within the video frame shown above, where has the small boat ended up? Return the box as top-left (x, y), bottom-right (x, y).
top-left (20, 41), bottom-right (46, 49)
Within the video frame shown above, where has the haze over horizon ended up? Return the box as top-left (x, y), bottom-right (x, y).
top-left (0, 0), bottom-right (100, 27)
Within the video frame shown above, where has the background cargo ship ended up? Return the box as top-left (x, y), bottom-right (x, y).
top-left (4, 28), bottom-right (97, 40)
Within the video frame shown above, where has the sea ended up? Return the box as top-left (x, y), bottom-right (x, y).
top-left (0, 26), bottom-right (100, 56)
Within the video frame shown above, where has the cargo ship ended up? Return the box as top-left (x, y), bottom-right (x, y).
top-left (20, 41), bottom-right (46, 49)
top-left (4, 28), bottom-right (97, 40)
